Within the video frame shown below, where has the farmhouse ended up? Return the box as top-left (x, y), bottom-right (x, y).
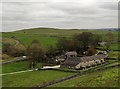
top-left (65, 51), bottom-right (78, 57)
top-left (60, 54), bottom-right (107, 69)
top-left (55, 51), bottom-right (77, 62)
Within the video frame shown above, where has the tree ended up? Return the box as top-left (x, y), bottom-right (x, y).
top-left (74, 32), bottom-right (93, 51)
top-left (26, 40), bottom-right (45, 69)
top-left (14, 44), bottom-right (26, 56)
top-left (86, 47), bottom-right (97, 56)
top-left (56, 37), bottom-right (68, 51)
top-left (104, 32), bottom-right (114, 50)
top-left (2, 43), bottom-right (17, 56)
top-left (91, 34), bottom-right (102, 48)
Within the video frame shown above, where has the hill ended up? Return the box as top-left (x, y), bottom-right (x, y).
top-left (2, 27), bottom-right (119, 48)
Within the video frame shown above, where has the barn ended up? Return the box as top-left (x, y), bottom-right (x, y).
top-left (60, 54), bottom-right (107, 69)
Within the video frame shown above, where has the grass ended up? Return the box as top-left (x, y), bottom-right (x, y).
top-left (2, 61), bottom-right (29, 74)
top-left (2, 61), bottom-right (43, 74)
top-left (2, 60), bottom-right (119, 87)
top-left (109, 43), bottom-right (119, 51)
top-left (2, 38), bottom-right (16, 45)
top-left (51, 67), bottom-right (119, 87)
top-left (108, 51), bottom-right (119, 58)
top-left (2, 28), bottom-right (118, 48)
top-left (2, 70), bottom-right (74, 87)
top-left (2, 33), bottom-right (59, 48)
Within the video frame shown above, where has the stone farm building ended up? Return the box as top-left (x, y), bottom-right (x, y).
top-left (60, 54), bottom-right (107, 69)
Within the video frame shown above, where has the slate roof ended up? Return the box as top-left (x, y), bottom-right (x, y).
top-left (65, 51), bottom-right (77, 56)
top-left (61, 54), bottom-right (107, 67)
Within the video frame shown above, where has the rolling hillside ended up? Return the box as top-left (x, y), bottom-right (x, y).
top-left (2, 28), bottom-right (119, 48)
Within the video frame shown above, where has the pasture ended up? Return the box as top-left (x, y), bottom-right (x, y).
top-left (2, 61), bottom-right (43, 73)
top-left (51, 67), bottom-right (119, 87)
top-left (2, 28), bottom-right (119, 48)
top-left (2, 59), bottom-right (119, 87)
top-left (2, 70), bottom-right (74, 87)
top-left (2, 61), bottom-right (29, 73)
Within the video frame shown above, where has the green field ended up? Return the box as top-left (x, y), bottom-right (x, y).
top-left (2, 70), bottom-right (74, 87)
top-left (2, 59), bottom-right (119, 87)
top-left (109, 43), bottom-right (119, 51)
top-left (108, 51), bottom-right (119, 58)
top-left (2, 61), bottom-right (29, 74)
top-left (2, 28), bottom-right (119, 48)
top-left (2, 61), bottom-right (43, 74)
top-left (51, 67), bottom-right (119, 87)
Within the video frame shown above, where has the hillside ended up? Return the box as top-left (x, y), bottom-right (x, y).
top-left (2, 27), bottom-right (119, 48)
top-left (51, 67), bottom-right (119, 87)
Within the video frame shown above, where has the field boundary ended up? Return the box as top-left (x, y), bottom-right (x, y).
top-left (34, 64), bottom-right (119, 88)
top-left (1, 57), bottom-right (26, 65)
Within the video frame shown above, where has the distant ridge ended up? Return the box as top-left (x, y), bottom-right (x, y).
top-left (17, 27), bottom-right (119, 31)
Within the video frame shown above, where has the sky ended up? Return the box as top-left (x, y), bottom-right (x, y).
top-left (0, 0), bottom-right (119, 32)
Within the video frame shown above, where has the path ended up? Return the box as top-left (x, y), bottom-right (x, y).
top-left (1, 65), bottom-right (60, 76)
top-left (14, 39), bottom-right (20, 46)
top-left (41, 65), bottom-right (60, 69)
top-left (1, 57), bottom-right (26, 64)
top-left (0, 69), bottom-right (38, 76)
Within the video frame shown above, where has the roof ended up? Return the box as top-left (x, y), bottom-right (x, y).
top-left (81, 54), bottom-right (107, 62)
top-left (61, 54), bottom-right (107, 67)
top-left (65, 51), bottom-right (77, 56)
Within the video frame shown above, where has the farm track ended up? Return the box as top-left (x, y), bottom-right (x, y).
top-left (14, 39), bottom-right (20, 46)
top-left (34, 63), bottom-right (119, 89)
top-left (1, 57), bottom-right (25, 64)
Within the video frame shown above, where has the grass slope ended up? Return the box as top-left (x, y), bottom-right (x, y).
top-left (2, 28), bottom-right (118, 48)
top-left (2, 61), bottom-right (29, 74)
top-left (2, 70), bottom-right (74, 87)
top-left (2, 61), bottom-right (43, 74)
top-left (51, 67), bottom-right (119, 87)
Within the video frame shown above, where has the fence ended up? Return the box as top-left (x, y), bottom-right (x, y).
top-left (33, 63), bottom-right (119, 89)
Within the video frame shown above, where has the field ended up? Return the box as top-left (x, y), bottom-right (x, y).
top-left (2, 61), bottom-right (29, 73)
top-left (2, 28), bottom-right (119, 48)
top-left (1, 28), bottom-right (119, 87)
top-left (2, 61), bottom-right (43, 73)
top-left (2, 59), bottom-right (119, 87)
top-left (2, 70), bottom-right (74, 87)
top-left (108, 51), bottom-right (119, 58)
top-left (51, 67), bottom-right (119, 87)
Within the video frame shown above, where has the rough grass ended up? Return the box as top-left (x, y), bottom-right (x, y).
top-left (108, 51), bottom-right (119, 58)
top-left (51, 67), bottom-right (119, 87)
top-left (2, 70), bottom-right (74, 87)
top-left (2, 38), bottom-right (16, 45)
top-left (109, 43), bottom-right (119, 51)
top-left (98, 43), bottom-right (119, 51)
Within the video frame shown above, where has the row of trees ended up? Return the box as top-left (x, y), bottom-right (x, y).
top-left (2, 40), bottom-right (45, 69)
top-left (57, 32), bottom-right (101, 54)
top-left (3, 43), bottom-right (26, 57)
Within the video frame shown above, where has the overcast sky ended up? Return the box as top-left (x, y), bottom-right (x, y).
top-left (0, 0), bottom-right (119, 32)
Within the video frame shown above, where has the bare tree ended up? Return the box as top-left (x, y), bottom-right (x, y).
top-left (26, 40), bottom-right (45, 69)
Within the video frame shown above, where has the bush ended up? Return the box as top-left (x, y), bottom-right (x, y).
top-left (86, 47), bottom-right (97, 56)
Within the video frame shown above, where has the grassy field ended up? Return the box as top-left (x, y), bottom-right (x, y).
top-left (51, 67), bottom-right (119, 87)
top-left (2, 61), bottom-right (43, 74)
top-left (108, 51), bottom-right (119, 58)
top-left (2, 59), bottom-right (119, 87)
top-left (2, 28), bottom-right (119, 48)
top-left (2, 61), bottom-right (29, 74)
top-left (109, 43), bottom-right (119, 51)
top-left (2, 70), bottom-right (74, 87)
